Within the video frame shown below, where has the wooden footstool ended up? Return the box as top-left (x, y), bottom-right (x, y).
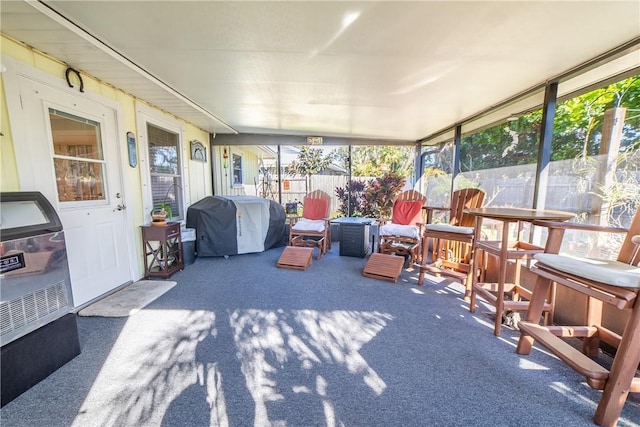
top-left (362, 253), bottom-right (404, 282)
top-left (277, 246), bottom-right (314, 270)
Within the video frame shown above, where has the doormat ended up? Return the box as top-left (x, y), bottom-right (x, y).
top-left (78, 280), bottom-right (176, 317)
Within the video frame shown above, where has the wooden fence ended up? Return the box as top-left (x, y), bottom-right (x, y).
top-left (243, 158), bottom-right (638, 227)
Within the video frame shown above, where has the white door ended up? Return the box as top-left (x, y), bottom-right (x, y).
top-left (18, 77), bottom-right (132, 307)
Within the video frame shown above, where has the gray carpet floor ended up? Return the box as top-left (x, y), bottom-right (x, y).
top-left (1, 243), bottom-right (639, 427)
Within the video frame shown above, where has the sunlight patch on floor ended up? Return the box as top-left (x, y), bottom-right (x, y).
top-left (517, 357), bottom-right (550, 371)
top-left (72, 310), bottom-right (215, 427)
top-left (549, 381), bottom-right (597, 409)
top-left (71, 308), bottom-right (393, 427)
top-left (231, 309), bottom-right (392, 426)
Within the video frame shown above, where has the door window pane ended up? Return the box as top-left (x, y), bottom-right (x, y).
top-left (49, 109), bottom-right (106, 202)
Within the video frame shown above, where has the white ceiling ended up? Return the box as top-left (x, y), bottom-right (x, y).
top-left (2, 1), bottom-right (639, 142)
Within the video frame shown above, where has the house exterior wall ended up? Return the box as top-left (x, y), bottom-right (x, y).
top-left (0, 66), bottom-right (19, 191)
top-left (0, 36), bottom-right (212, 281)
top-left (212, 145), bottom-right (261, 197)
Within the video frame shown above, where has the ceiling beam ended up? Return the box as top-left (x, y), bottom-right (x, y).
top-left (211, 133), bottom-right (416, 147)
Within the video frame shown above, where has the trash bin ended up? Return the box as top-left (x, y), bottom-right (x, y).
top-left (181, 227), bottom-right (196, 265)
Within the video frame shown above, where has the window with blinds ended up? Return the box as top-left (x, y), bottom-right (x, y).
top-left (232, 153), bottom-right (243, 186)
top-left (147, 124), bottom-right (183, 219)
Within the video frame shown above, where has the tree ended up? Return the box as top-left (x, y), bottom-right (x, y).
top-left (452, 74), bottom-right (640, 228)
top-left (287, 146), bottom-right (334, 191)
top-left (334, 172), bottom-right (406, 219)
top-left (350, 146), bottom-right (415, 178)
top-left (552, 76), bottom-right (640, 161)
top-left (335, 179), bottom-right (367, 217)
top-left (363, 172), bottom-right (406, 218)
top-left (455, 76), bottom-right (640, 171)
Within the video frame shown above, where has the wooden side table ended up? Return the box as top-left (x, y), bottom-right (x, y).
top-left (141, 222), bottom-right (183, 279)
top-left (466, 208), bottom-right (574, 336)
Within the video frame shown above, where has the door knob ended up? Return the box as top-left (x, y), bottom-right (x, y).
top-left (116, 204), bottom-right (126, 211)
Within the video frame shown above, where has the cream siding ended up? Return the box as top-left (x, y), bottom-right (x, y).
top-left (0, 36), bottom-right (212, 279)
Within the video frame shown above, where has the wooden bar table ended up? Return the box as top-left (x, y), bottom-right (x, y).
top-left (465, 207), bottom-right (574, 336)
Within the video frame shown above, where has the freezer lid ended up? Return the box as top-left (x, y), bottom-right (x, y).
top-left (0, 192), bottom-right (63, 241)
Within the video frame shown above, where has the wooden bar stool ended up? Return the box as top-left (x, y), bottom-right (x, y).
top-left (418, 188), bottom-right (485, 293)
top-left (516, 210), bottom-right (640, 427)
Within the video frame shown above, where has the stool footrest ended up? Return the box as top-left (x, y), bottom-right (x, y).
top-left (363, 253), bottom-right (404, 282)
top-left (420, 263), bottom-right (467, 281)
top-left (518, 321), bottom-right (609, 389)
top-left (277, 246), bottom-right (313, 270)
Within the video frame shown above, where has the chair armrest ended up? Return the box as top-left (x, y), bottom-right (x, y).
top-left (288, 215), bottom-right (302, 225)
top-left (531, 220), bottom-right (629, 234)
top-left (532, 220), bottom-right (630, 255)
top-left (423, 206), bottom-right (450, 224)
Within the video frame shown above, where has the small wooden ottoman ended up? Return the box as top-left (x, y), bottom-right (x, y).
top-left (362, 253), bottom-right (404, 282)
top-left (276, 246), bottom-right (314, 270)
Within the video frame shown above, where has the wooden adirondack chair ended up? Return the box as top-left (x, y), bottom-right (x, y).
top-left (516, 209), bottom-right (640, 427)
top-left (417, 188), bottom-right (485, 294)
top-left (289, 190), bottom-right (331, 260)
top-left (377, 190), bottom-right (427, 265)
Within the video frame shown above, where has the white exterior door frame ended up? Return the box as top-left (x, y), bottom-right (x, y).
top-left (2, 55), bottom-right (139, 303)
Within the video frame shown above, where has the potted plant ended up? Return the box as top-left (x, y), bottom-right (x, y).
top-left (150, 184), bottom-right (178, 226)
